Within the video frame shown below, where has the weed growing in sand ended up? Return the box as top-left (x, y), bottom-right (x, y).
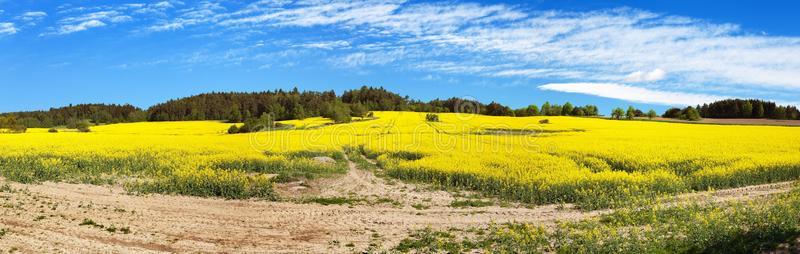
top-left (450, 199), bottom-right (493, 208)
top-left (302, 196), bottom-right (364, 206)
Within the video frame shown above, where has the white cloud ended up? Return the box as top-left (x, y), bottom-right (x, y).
top-left (184, 1), bottom-right (800, 95)
top-left (295, 40), bottom-right (350, 50)
top-left (15, 0), bottom-right (800, 104)
top-left (19, 11), bottom-right (47, 23)
top-left (624, 68), bottom-right (667, 82)
top-left (57, 20), bottom-right (106, 34)
top-left (539, 82), bottom-right (725, 106)
top-left (0, 22), bottom-right (17, 35)
top-left (47, 10), bottom-right (132, 35)
top-left (146, 1), bottom-right (224, 32)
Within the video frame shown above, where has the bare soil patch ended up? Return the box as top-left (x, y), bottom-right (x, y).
top-left (0, 161), bottom-right (794, 253)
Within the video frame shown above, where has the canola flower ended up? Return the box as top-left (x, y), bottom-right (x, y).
top-left (0, 112), bottom-right (798, 207)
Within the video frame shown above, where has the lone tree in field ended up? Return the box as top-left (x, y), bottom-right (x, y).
top-left (647, 109), bottom-right (657, 120)
top-left (612, 107), bottom-right (625, 120)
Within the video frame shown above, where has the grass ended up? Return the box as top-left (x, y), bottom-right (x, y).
top-left (79, 218), bottom-right (104, 228)
top-left (394, 186), bottom-right (800, 253)
top-left (302, 196), bottom-right (365, 206)
top-left (411, 203), bottom-right (429, 210)
top-left (450, 199), bottom-right (494, 208)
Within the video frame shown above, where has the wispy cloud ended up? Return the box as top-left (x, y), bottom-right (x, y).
top-left (294, 40), bottom-right (350, 50)
top-left (56, 20), bottom-right (106, 34)
top-left (16, 11), bottom-right (47, 26)
top-left (2, 0), bottom-right (800, 105)
top-left (624, 69), bottom-right (667, 82)
top-left (147, 1), bottom-right (224, 32)
top-left (46, 10), bottom-right (132, 35)
top-left (176, 1), bottom-right (800, 94)
top-left (539, 83), bottom-right (725, 106)
top-left (0, 22), bottom-right (17, 35)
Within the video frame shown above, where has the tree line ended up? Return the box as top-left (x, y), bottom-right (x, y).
top-left (0, 104), bottom-right (146, 128)
top-left (697, 99), bottom-right (799, 120)
top-left (1, 86), bottom-right (603, 129)
top-left (660, 99), bottom-right (800, 121)
top-left (147, 86), bottom-right (601, 122)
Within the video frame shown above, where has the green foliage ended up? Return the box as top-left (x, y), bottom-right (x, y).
top-left (395, 188), bottom-right (800, 253)
top-left (663, 106), bottom-right (702, 121)
top-left (227, 125), bottom-right (239, 134)
top-left (611, 107), bottom-right (625, 120)
top-left (395, 228), bottom-right (472, 253)
top-left (9, 125), bottom-right (26, 133)
top-left (237, 113), bottom-right (275, 133)
top-left (322, 101), bottom-right (352, 123)
top-left (425, 113), bottom-right (440, 122)
top-left (48, 128), bottom-right (58, 133)
top-left (485, 102), bottom-right (514, 116)
top-left (349, 102), bottom-right (368, 118)
top-left (679, 106), bottom-right (701, 121)
top-left (647, 109), bottom-right (657, 119)
top-left (450, 199), bottom-right (493, 208)
top-left (126, 168), bottom-right (277, 200)
top-left (625, 106), bottom-right (636, 120)
top-left (698, 99), bottom-right (799, 120)
top-left (302, 196), bottom-right (364, 206)
top-left (0, 104), bottom-right (145, 128)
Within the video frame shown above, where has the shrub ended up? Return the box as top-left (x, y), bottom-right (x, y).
top-left (10, 125), bottom-right (26, 133)
top-left (425, 113), bottom-right (440, 122)
top-left (77, 125), bottom-right (91, 132)
top-left (612, 107), bottom-right (625, 120)
top-left (681, 106), bottom-right (702, 121)
top-left (48, 128), bottom-right (58, 133)
top-left (227, 125), bottom-right (239, 134)
top-left (237, 113), bottom-right (274, 133)
top-left (662, 108), bottom-right (682, 118)
top-left (625, 106), bottom-right (636, 120)
top-left (539, 119), bottom-right (549, 124)
top-left (647, 109), bottom-right (658, 119)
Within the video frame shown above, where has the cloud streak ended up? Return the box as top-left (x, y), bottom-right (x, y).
top-left (539, 83), bottom-right (725, 106)
top-left (0, 22), bottom-right (17, 35)
top-left (2, 0), bottom-right (800, 106)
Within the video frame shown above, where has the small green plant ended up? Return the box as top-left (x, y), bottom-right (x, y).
top-left (79, 218), bottom-right (104, 228)
top-left (227, 125), bottom-right (239, 134)
top-left (450, 199), bottom-right (493, 208)
top-left (425, 113), bottom-right (440, 122)
top-left (411, 203), bottom-right (429, 210)
top-left (538, 119), bottom-right (549, 124)
top-left (303, 197), bottom-right (364, 206)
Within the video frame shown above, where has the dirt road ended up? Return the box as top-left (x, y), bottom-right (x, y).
top-left (0, 161), bottom-right (795, 253)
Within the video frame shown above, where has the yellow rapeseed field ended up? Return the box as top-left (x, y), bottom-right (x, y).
top-left (1, 111), bottom-right (798, 207)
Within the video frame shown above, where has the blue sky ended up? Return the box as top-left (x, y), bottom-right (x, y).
top-left (1, 0), bottom-right (799, 114)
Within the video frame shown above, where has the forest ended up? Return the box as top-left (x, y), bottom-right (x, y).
top-left (1, 86), bottom-right (598, 128)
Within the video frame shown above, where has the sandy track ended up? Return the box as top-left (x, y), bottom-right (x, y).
top-left (0, 180), bottom-right (591, 253)
top-left (0, 161), bottom-right (795, 253)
